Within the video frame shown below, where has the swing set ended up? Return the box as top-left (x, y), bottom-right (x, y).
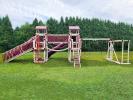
top-left (106, 40), bottom-right (130, 64)
top-left (82, 38), bottom-right (130, 64)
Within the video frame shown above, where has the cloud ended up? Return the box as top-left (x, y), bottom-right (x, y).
top-left (0, 0), bottom-right (133, 28)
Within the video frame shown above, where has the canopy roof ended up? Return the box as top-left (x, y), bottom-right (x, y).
top-left (69, 26), bottom-right (80, 30)
top-left (36, 26), bottom-right (47, 30)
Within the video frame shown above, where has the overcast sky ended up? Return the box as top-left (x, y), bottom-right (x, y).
top-left (0, 0), bottom-right (133, 28)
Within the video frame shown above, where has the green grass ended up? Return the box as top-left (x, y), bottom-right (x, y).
top-left (0, 52), bottom-right (133, 100)
top-left (0, 53), bottom-right (3, 63)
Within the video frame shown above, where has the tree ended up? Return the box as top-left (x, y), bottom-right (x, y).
top-left (1, 16), bottom-right (133, 52)
top-left (47, 17), bottom-right (59, 34)
top-left (58, 17), bottom-right (67, 34)
top-left (32, 18), bottom-right (39, 27)
top-left (38, 20), bottom-right (44, 26)
top-left (0, 16), bottom-right (14, 51)
top-left (0, 17), bottom-right (2, 36)
top-left (14, 23), bottom-right (35, 46)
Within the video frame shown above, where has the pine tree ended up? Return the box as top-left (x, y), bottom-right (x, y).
top-left (32, 18), bottom-right (39, 27)
top-left (0, 15), bottom-right (14, 51)
top-left (47, 17), bottom-right (59, 34)
top-left (38, 20), bottom-right (44, 26)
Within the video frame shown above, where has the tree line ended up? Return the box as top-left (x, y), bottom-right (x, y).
top-left (0, 15), bottom-right (133, 52)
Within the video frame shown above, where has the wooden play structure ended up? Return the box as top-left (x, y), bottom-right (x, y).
top-left (2, 26), bottom-right (82, 67)
top-left (2, 25), bottom-right (131, 67)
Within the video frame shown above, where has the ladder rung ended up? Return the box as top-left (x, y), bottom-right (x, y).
top-left (75, 62), bottom-right (80, 64)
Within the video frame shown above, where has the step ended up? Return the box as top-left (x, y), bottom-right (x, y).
top-left (74, 56), bottom-right (79, 58)
top-left (74, 57), bottom-right (79, 60)
top-left (74, 59), bottom-right (80, 61)
top-left (74, 60), bottom-right (80, 63)
top-left (73, 52), bottom-right (79, 54)
top-left (74, 55), bottom-right (79, 57)
top-left (75, 64), bottom-right (80, 67)
top-left (74, 54), bottom-right (79, 55)
top-left (75, 62), bottom-right (80, 65)
top-left (75, 63), bottom-right (80, 65)
top-left (74, 60), bottom-right (79, 62)
top-left (74, 53), bottom-right (79, 55)
top-left (72, 48), bottom-right (80, 51)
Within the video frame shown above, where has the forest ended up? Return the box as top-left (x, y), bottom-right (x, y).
top-left (0, 15), bottom-right (133, 52)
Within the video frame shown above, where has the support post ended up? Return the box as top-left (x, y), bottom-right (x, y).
top-left (127, 40), bottom-right (130, 63)
top-left (121, 40), bottom-right (124, 63)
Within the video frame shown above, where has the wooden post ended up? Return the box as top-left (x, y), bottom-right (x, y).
top-left (106, 41), bottom-right (109, 59)
top-left (127, 40), bottom-right (130, 63)
top-left (121, 40), bottom-right (124, 63)
top-left (109, 41), bottom-right (114, 60)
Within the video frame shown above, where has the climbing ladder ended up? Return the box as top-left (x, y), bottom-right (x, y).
top-left (72, 39), bottom-right (81, 67)
top-left (73, 49), bottom-right (81, 67)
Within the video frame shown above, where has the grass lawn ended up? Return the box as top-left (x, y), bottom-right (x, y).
top-left (0, 52), bottom-right (133, 100)
top-left (0, 54), bottom-right (3, 63)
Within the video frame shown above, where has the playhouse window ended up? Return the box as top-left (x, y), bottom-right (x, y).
top-left (37, 29), bottom-right (46, 34)
top-left (71, 30), bottom-right (78, 34)
top-left (72, 36), bottom-right (76, 42)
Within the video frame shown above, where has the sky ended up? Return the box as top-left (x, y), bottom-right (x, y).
top-left (0, 0), bottom-right (133, 28)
